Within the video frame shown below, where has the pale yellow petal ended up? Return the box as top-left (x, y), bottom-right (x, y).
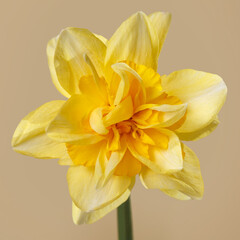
top-left (161, 69), bottom-right (227, 133)
top-left (89, 107), bottom-right (109, 135)
top-left (67, 166), bottom-right (132, 212)
top-left (53, 28), bottom-right (106, 96)
top-left (140, 144), bottom-right (204, 200)
top-left (148, 12), bottom-right (171, 55)
top-left (94, 33), bottom-right (108, 46)
top-left (47, 38), bottom-right (70, 98)
top-left (93, 143), bottom-right (109, 187)
top-left (72, 179), bottom-right (135, 224)
top-left (12, 101), bottom-right (66, 159)
top-left (47, 94), bottom-right (104, 144)
top-left (58, 155), bottom-right (73, 165)
top-left (177, 116), bottom-right (219, 141)
top-left (105, 11), bottom-right (159, 77)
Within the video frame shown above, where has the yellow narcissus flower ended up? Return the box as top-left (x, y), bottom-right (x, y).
top-left (12, 11), bottom-right (227, 224)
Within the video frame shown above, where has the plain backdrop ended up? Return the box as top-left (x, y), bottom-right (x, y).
top-left (1, 0), bottom-right (239, 239)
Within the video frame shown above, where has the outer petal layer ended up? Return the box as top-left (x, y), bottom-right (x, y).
top-left (140, 144), bottom-right (204, 200)
top-left (67, 166), bottom-right (133, 212)
top-left (148, 12), bottom-right (171, 55)
top-left (105, 11), bottom-right (159, 78)
top-left (177, 117), bottom-right (219, 141)
top-left (47, 38), bottom-right (70, 98)
top-left (161, 69), bottom-right (227, 133)
top-left (52, 28), bottom-right (106, 96)
top-left (12, 101), bottom-right (67, 159)
top-left (72, 179), bottom-right (134, 224)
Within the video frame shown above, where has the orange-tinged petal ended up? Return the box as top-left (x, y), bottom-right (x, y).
top-left (12, 100), bottom-right (67, 159)
top-left (107, 126), bottom-right (120, 152)
top-left (140, 144), bottom-right (204, 200)
top-left (66, 140), bottom-right (106, 167)
top-left (119, 61), bottom-right (163, 103)
top-left (115, 150), bottom-right (142, 177)
top-left (133, 63), bottom-right (162, 102)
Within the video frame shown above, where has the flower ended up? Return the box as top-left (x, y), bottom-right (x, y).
top-left (12, 11), bottom-right (227, 224)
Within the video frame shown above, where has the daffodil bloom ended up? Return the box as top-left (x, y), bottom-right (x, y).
top-left (12, 11), bottom-right (227, 224)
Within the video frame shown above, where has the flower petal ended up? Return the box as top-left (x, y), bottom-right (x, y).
top-left (177, 116), bottom-right (219, 141)
top-left (12, 101), bottom-right (67, 159)
top-left (89, 107), bottom-right (109, 135)
top-left (47, 94), bottom-right (104, 144)
top-left (58, 155), bottom-right (73, 166)
top-left (67, 166), bottom-right (133, 212)
top-left (148, 12), bottom-right (171, 55)
top-left (131, 62), bottom-right (162, 102)
top-left (94, 33), bottom-right (108, 46)
top-left (128, 129), bottom-right (183, 174)
top-left (72, 179), bottom-right (134, 224)
top-left (103, 96), bottom-right (133, 127)
top-left (133, 103), bottom-right (187, 128)
top-left (66, 140), bottom-right (106, 167)
top-left (161, 69), bottom-right (227, 133)
top-left (47, 38), bottom-right (70, 98)
top-left (93, 136), bottom-right (127, 188)
top-left (146, 129), bottom-right (183, 173)
top-left (140, 144), bottom-right (204, 200)
top-left (53, 28), bottom-right (106, 96)
top-left (105, 11), bottom-right (159, 76)
top-left (114, 150), bottom-right (142, 177)
top-left (103, 136), bottom-right (127, 182)
top-left (111, 62), bottom-right (146, 108)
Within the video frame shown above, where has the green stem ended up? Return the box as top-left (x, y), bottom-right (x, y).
top-left (117, 197), bottom-right (133, 240)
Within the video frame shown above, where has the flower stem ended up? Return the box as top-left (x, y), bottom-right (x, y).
top-left (117, 197), bottom-right (133, 240)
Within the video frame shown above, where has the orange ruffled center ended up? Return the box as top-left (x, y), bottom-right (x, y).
top-left (66, 61), bottom-right (185, 177)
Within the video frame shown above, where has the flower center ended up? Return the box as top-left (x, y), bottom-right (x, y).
top-left (116, 120), bottom-right (135, 134)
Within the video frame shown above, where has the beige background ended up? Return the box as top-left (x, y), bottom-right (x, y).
top-left (1, 0), bottom-right (239, 239)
